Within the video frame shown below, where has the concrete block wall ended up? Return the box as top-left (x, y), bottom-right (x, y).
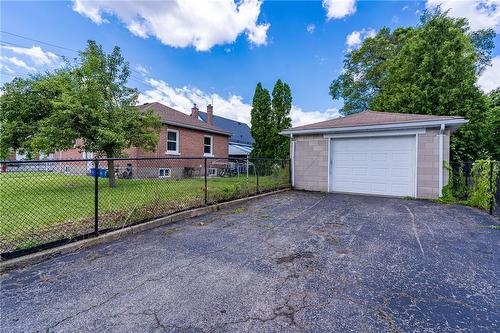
top-left (416, 128), bottom-right (450, 199)
top-left (292, 135), bottom-right (328, 192)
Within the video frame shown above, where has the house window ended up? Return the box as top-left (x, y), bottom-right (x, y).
top-left (208, 168), bottom-right (217, 176)
top-left (159, 168), bottom-right (171, 178)
top-left (204, 136), bottom-right (213, 156)
top-left (166, 130), bottom-right (179, 154)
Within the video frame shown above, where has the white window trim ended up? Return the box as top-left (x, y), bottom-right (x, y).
top-left (159, 168), bottom-right (171, 178)
top-left (166, 129), bottom-right (180, 155)
top-left (203, 135), bottom-right (214, 157)
top-left (208, 168), bottom-right (217, 176)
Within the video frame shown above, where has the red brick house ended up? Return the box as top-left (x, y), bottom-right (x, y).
top-left (49, 102), bottom-right (231, 178)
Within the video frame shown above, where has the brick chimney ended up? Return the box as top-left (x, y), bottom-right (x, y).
top-left (191, 103), bottom-right (199, 119)
top-left (207, 104), bottom-right (214, 125)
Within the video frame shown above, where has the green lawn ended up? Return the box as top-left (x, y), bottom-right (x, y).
top-left (0, 171), bottom-right (289, 252)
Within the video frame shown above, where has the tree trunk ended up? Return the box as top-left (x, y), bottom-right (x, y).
top-left (107, 159), bottom-right (116, 188)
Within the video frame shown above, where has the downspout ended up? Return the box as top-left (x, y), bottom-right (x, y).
top-left (290, 133), bottom-right (295, 188)
top-left (438, 124), bottom-right (445, 197)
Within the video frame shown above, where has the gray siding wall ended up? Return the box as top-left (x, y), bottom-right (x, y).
top-left (416, 128), bottom-right (450, 199)
top-left (292, 135), bottom-right (328, 192)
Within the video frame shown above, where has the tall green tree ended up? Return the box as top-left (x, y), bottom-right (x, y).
top-left (329, 27), bottom-right (413, 115)
top-left (329, 8), bottom-right (496, 162)
top-left (33, 41), bottom-right (161, 187)
top-left (250, 83), bottom-right (273, 158)
top-left (0, 74), bottom-right (64, 159)
top-left (485, 88), bottom-right (500, 160)
top-left (271, 79), bottom-right (292, 159)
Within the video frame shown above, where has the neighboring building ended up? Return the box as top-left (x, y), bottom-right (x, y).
top-left (52, 102), bottom-right (231, 178)
top-left (198, 107), bottom-right (253, 158)
top-left (281, 110), bottom-right (468, 199)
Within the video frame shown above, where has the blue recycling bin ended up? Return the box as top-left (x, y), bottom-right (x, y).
top-left (99, 168), bottom-right (108, 178)
top-left (90, 168), bottom-right (108, 178)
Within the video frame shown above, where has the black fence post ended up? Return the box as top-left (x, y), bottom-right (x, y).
top-left (204, 157), bottom-right (208, 205)
top-left (255, 159), bottom-right (260, 194)
top-left (94, 158), bottom-right (99, 235)
top-left (489, 160), bottom-right (494, 215)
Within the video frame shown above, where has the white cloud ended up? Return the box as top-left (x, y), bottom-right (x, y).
top-left (477, 55), bottom-right (500, 92)
top-left (306, 24), bottom-right (316, 34)
top-left (426, 0), bottom-right (500, 32)
top-left (322, 0), bottom-right (357, 20)
top-left (134, 64), bottom-right (149, 76)
top-left (0, 56), bottom-right (36, 72)
top-left (1, 45), bottom-right (59, 66)
top-left (0, 63), bottom-right (15, 74)
top-left (138, 78), bottom-right (338, 127)
top-left (403, 5), bottom-right (410, 11)
top-left (345, 28), bottom-right (376, 51)
top-left (290, 106), bottom-right (340, 127)
top-left (72, 0), bottom-right (270, 51)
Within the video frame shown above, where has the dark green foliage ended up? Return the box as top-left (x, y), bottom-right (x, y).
top-left (330, 27), bottom-right (413, 115)
top-left (271, 79), bottom-right (292, 159)
top-left (329, 8), bottom-right (496, 162)
top-left (468, 160), bottom-right (498, 211)
top-left (485, 88), bottom-right (500, 160)
top-left (250, 83), bottom-right (273, 158)
top-left (0, 74), bottom-right (66, 159)
top-left (250, 80), bottom-right (292, 159)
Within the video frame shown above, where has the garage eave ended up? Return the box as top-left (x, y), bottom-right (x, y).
top-left (280, 118), bottom-right (468, 136)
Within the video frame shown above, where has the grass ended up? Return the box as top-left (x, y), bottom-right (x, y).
top-left (0, 171), bottom-right (289, 252)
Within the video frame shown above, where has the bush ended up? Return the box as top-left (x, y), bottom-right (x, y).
top-left (468, 160), bottom-right (498, 211)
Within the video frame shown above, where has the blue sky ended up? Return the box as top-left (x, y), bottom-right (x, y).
top-left (1, 1), bottom-right (499, 126)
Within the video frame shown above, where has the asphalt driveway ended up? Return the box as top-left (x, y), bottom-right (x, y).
top-left (1, 191), bottom-right (499, 332)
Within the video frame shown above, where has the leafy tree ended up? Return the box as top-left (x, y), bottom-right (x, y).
top-left (0, 74), bottom-right (63, 159)
top-left (271, 79), bottom-right (292, 159)
top-left (33, 41), bottom-right (161, 187)
top-left (329, 27), bottom-right (413, 115)
top-left (485, 88), bottom-right (500, 160)
top-left (329, 8), bottom-right (496, 162)
top-left (250, 83), bottom-right (273, 158)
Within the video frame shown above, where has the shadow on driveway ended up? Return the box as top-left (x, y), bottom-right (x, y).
top-left (1, 191), bottom-right (499, 332)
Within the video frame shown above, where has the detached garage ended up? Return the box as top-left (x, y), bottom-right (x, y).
top-left (281, 111), bottom-right (467, 199)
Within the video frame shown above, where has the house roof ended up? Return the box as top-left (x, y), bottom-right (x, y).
top-left (198, 111), bottom-right (254, 145)
top-left (138, 102), bottom-right (231, 136)
top-left (282, 110), bottom-right (467, 134)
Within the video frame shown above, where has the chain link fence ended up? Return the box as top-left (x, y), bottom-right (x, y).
top-left (0, 157), bottom-right (290, 257)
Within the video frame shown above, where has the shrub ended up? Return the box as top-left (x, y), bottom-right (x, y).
top-left (468, 160), bottom-right (498, 211)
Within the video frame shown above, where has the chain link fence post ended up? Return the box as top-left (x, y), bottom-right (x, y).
top-left (94, 158), bottom-right (99, 235)
top-left (489, 160), bottom-right (494, 215)
top-left (255, 159), bottom-right (260, 194)
top-left (204, 157), bottom-right (208, 205)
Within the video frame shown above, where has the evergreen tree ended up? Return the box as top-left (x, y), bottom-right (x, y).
top-left (271, 79), bottom-right (292, 159)
top-left (250, 83), bottom-right (273, 158)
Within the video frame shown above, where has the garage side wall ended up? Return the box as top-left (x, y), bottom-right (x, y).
top-left (293, 135), bottom-right (328, 192)
top-left (417, 128), bottom-right (450, 199)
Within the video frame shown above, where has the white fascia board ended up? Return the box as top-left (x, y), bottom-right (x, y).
top-left (280, 118), bottom-right (468, 136)
top-left (324, 128), bottom-right (425, 139)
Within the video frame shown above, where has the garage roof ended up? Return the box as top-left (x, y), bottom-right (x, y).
top-left (281, 110), bottom-right (467, 135)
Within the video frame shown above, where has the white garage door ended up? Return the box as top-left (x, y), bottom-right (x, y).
top-left (330, 135), bottom-right (416, 197)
